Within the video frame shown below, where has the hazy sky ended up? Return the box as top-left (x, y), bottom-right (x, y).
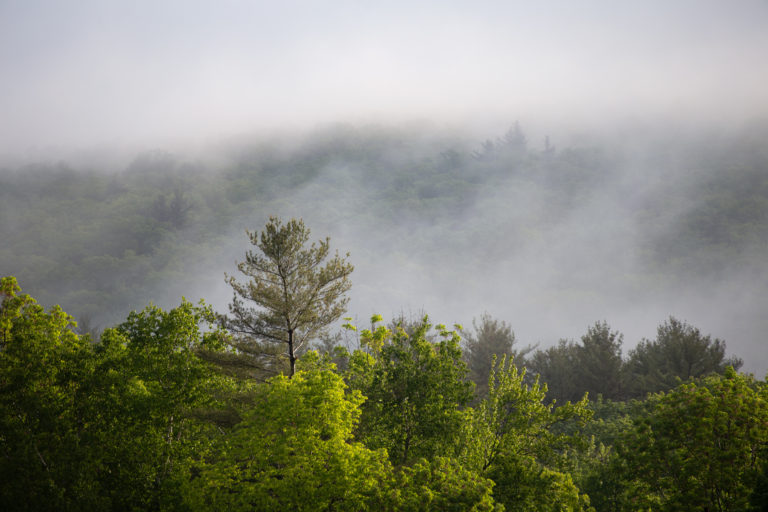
top-left (2, 0), bottom-right (767, 153)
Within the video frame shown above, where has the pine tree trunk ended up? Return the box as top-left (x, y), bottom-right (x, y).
top-left (288, 328), bottom-right (296, 377)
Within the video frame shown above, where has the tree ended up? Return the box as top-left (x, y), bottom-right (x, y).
top-left (615, 368), bottom-right (768, 511)
top-left (462, 313), bottom-right (534, 399)
top-left (574, 321), bottom-right (623, 401)
top-left (81, 300), bottom-right (230, 511)
top-left (347, 316), bottom-right (474, 465)
top-left (185, 361), bottom-right (391, 511)
top-left (0, 276), bottom-right (98, 510)
top-left (623, 317), bottom-right (742, 397)
top-left (222, 216), bottom-right (353, 378)
top-left (527, 339), bottom-right (581, 403)
top-left (461, 356), bottom-right (593, 511)
top-left (0, 277), bottom-right (232, 511)
top-left (186, 355), bottom-right (501, 512)
top-left (503, 121), bottom-right (527, 152)
top-left (152, 188), bottom-right (193, 229)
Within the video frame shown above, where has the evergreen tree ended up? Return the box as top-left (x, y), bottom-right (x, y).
top-left (623, 317), bottom-right (742, 397)
top-left (220, 217), bottom-right (353, 378)
top-left (462, 313), bottom-right (533, 398)
top-left (574, 321), bottom-right (623, 400)
top-left (527, 339), bottom-right (581, 403)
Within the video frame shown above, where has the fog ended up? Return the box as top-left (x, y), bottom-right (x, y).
top-left (2, 1), bottom-right (768, 154)
top-left (199, 125), bottom-right (766, 374)
top-left (1, 2), bottom-right (767, 373)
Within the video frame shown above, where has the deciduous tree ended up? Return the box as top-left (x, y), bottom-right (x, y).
top-left (461, 356), bottom-right (592, 511)
top-left (347, 316), bottom-right (473, 465)
top-left (616, 368), bottom-right (768, 511)
top-left (185, 361), bottom-right (391, 511)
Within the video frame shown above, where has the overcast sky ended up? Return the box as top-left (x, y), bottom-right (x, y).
top-left (1, 0), bottom-right (767, 153)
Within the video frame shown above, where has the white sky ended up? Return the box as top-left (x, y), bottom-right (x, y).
top-left (1, 0), bottom-right (767, 152)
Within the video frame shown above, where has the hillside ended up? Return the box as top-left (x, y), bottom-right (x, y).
top-left (2, 121), bottom-right (767, 371)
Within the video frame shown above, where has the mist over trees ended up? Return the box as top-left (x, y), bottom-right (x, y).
top-left (1, 121), bottom-right (766, 372)
top-left (2, 0), bottom-right (767, 507)
top-left (2, 181), bottom-right (766, 509)
top-left (1, 119), bottom-right (767, 510)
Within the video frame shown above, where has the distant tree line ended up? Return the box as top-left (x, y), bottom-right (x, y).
top-left (2, 121), bottom-right (766, 332)
top-left (463, 315), bottom-right (743, 403)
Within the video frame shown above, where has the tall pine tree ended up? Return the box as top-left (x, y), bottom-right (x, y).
top-left (220, 217), bottom-right (353, 378)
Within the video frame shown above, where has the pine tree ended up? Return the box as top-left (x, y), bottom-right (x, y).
top-left (220, 217), bottom-right (353, 378)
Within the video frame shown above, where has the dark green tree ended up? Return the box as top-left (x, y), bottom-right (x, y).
top-left (574, 321), bottom-right (623, 400)
top-left (462, 313), bottom-right (533, 398)
top-left (221, 216), bottom-right (353, 378)
top-left (527, 339), bottom-right (581, 403)
top-left (623, 316), bottom-right (742, 397)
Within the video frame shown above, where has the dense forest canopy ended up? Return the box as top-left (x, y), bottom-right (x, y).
top-left (2, 247), bottom-right (766, 510)
top-left (1, 121), bottom-right (767, 373)
top-left (3, 1), bottom-right (768, 510)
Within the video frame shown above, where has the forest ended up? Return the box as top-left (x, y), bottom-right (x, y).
top-left (3, 0), bottom-right (768, 509)
top-left (2, 122), bottom-right (768, 511)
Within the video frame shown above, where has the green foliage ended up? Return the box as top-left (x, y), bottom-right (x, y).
top-left (348, 317), bottom-right (474, 465)
top-left (623, 316), bottom-right (742, 397)
top-left (487, 457), bottom-right (591, 512)
top-left (0, 276), bottom-right (97, 510)
top-left (7, 273), bottom-right (768, 512)
top-left (574, 322), bottom-right (623, 401)
top-left (568, 399), bottom-right (636, 512)
top-left (462, 313), bottom-right (534, 399)
top-left (86, 299), bottom-right (231, 511)
top-left (388, 457), bottom-right (502, 512)
top-left (462, 356), bottom-right (593, 511)
top-left (80, 306), bottom-right (211, 510)
top-left (222, 216), bottom-right (354, 377)
top-left (0, 278), bottom-right (230, 511)
top-left (186, 364), bottom-right (391, 511)
top-left (615, 369), bottom-right (768, 511)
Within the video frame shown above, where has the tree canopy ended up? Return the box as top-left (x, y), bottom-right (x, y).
top-left (1, 274), bottom-right (764, 512)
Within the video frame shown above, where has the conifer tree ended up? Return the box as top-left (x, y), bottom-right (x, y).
top-left (221, 217), bottom-right (353, 378)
